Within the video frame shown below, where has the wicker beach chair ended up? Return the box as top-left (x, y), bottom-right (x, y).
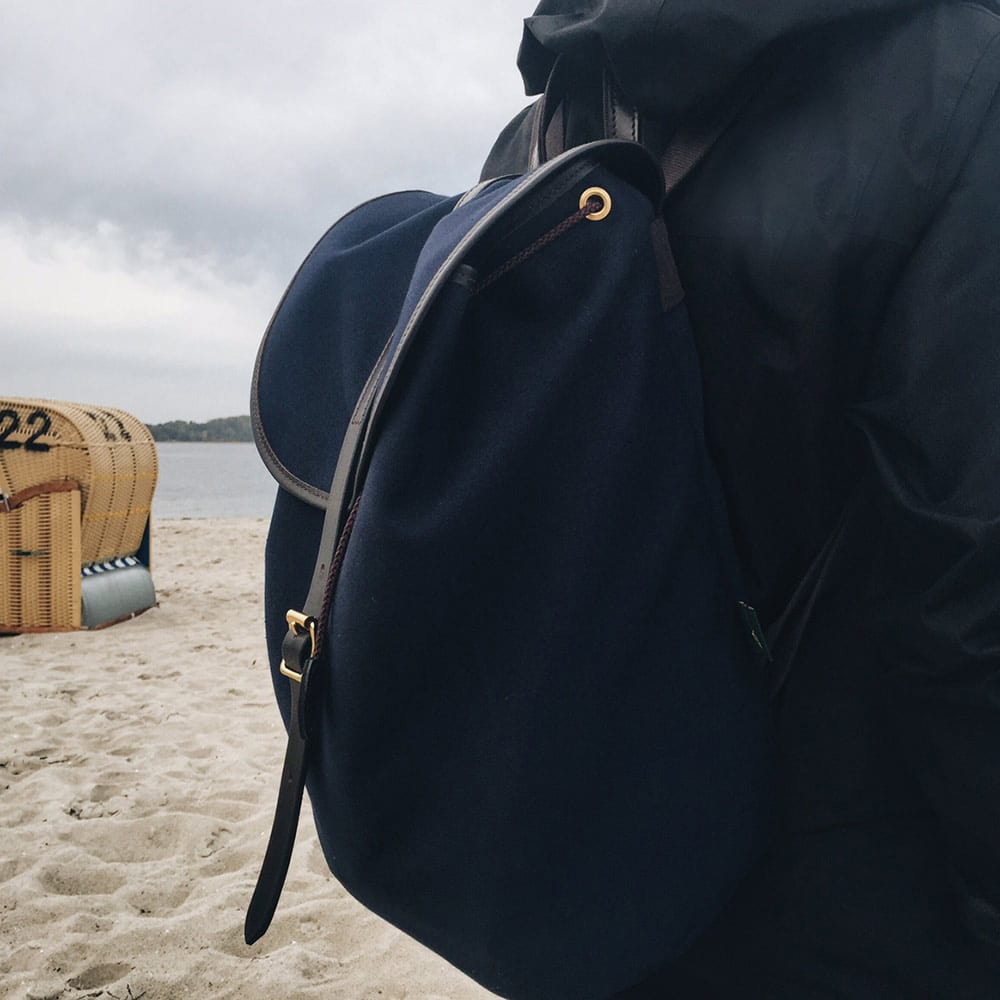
top-left (0, 398), bottom-right (158, 632)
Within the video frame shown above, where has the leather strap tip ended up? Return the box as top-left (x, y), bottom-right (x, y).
top-left (244, 898), bottom-right (272, 946)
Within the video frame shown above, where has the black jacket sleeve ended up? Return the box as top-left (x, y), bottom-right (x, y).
top-left (850, 77), bottom-right (1000, 947)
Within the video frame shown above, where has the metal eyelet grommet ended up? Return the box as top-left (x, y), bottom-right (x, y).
top-left (579, 187), bottom-right (612, 221)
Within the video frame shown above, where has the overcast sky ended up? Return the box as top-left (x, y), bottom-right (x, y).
top-left (2, 1), bottom-right (533, 423)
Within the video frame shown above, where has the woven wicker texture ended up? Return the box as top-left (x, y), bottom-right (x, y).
top-left (0, 488), bottom-right (82, 631)
top-left (0, 398), bottom-right (157, 565)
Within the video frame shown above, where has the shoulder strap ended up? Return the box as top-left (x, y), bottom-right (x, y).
top-left (530, 57), bottom-right (760, 195)
top-left (660, 107), bottom-right (745, 194)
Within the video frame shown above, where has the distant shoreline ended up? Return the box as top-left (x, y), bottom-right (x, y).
top-left (146, 414), bottom-right (251, 443)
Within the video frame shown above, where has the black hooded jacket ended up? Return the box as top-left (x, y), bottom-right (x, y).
top-left (485, 2), bottom-right (1000, 997)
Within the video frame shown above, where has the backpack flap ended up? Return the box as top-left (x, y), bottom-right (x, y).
top-left (254, 140), bottom-right (773, 1000)
top-left (252, 190), bottom-right (460, 508)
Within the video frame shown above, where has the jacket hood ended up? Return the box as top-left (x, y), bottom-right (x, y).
top-left (518, 0), bottom-right (943, 120)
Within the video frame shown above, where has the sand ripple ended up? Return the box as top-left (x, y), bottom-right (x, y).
top-left (1, 518), bottom-right (496, 999)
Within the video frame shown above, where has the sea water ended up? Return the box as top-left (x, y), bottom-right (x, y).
top-left (152, 442), bottom-right (277, 519)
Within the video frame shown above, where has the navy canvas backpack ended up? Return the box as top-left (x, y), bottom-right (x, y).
top-left (245, 109), bottom-right (778, 997)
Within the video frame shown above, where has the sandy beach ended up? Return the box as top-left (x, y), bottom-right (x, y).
top-left (1, 518), bottom-right (496, 1000)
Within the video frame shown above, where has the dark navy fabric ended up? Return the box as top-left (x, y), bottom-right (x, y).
top-left (374, 178), bottom-right (519, 389)
top-left (258, 150), bottom-right (773, 1000)
top-left (486, 4), bottom-right (1000, 997)
top-left (254, 191), bottom-right (459, 503)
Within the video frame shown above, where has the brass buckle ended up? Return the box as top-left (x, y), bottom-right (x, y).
top-left (279, 609), bottom-right (318, 683)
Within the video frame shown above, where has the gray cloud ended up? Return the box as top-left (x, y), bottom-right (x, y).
top-left (1, 1), bottom-right (532, 422)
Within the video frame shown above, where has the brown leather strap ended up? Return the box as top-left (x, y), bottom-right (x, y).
top-left (0, 479), bottom-right (79, 513)
top-left (532, 60), bottom-right (639, 167)
top-left (531, 57), bottom-right (768, 198)
top-left (245, 339), bottom-right (392, 946)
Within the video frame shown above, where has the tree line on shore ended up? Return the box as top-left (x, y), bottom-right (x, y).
top-left (146, 415), bottom-right (252, 442)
